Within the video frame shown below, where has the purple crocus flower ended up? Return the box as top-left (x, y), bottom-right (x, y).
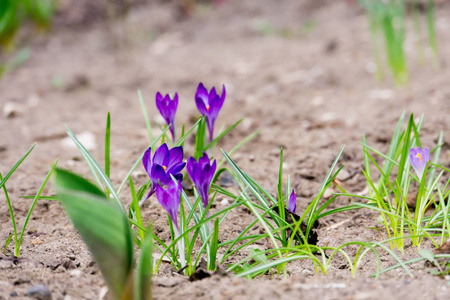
top-left (195, 82), bottom-right (226, 142)
top-left (142, 143), bottom-right (186, 203)
top-left (156, 179), bottom-right (182, 231)
top-left (186, 152), bottom-right (216, 209)
top-left (288, 189), bottom-right (296, 214)
top-left (409, 147), bottom-right (429, 181)
top-left (156, 92), bottom-right (178, 141)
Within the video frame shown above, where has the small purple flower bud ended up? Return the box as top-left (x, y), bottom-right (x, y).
top-left (141, 143), bottom-right (186, 205)
top-left (186, 152), bottom-right (216, 209)
top-left (156, 92), bottom-right (178, 142)
top-left (156, 180), bottom-right (182, 231)
top-left (195, 82), bottom-right (226, 142)
top-left (409, 147), bottom-right (429, 181)
top-left (288, 189), bottom-right (296, 214)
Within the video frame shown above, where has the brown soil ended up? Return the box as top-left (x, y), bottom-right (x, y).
top-left (1, 0), bottom-right (450, 299)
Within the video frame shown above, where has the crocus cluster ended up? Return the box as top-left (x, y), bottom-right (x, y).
top-left (142, 143), bottom-right (217, 233)
top-left (187, 152), bottom-right (217, 209)
top-left (195, 83), bottom-right (226, 142)
top-left (146, 82), bottom-right (224, 232)
top-left (155, 92), bottom-right (179, 142)
top-left (409, 146), bottom-right (429, 181)
top-left (141, 143), bottom-right (185, 205)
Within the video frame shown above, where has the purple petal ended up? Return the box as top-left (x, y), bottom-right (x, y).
top-left (173, 93), bottom-right (179, 108)
top-left (198, 152), bottom-right (210, 166)
top-left (156, 185), bottom-right (169, 211)
top-left (209, 86), bottom-right (218, 100)
top-left (168, 146), bottom-right (184, 167)
top-left (206, 119), bottom-right (215, 142)
top-left (209, 94), bottom-right (224, 118)
top-left (414, 156), bottom-right (424, 170)
top-left (186, 157), bottom-right (197, 183)
top-left (156, 93), bottom-right (176, 126)
top-left (410, 147), bottom-right (430, 181)
top-left (195, 83), bottom-right (209, 102)
top-left (193, 163), bottom-right (203, 186)
top-left (151, 164), bottom-right (167, 184)
top-left (173, 173), bottom-right (184, 183)
top-left (153, 143), bottom-right (169, 166)
top-left (195, 83), bottom-right (209, 113)
top-left (210, 160), bottom-right (217, 178)
top-left (155, 92), bottom-right (163, 103)
top-left (167, 162), bottom-right (186, 175)
top-left (423, 147), bottom-right (430, 162)
top-left (409, 150), bottom-right (416, 164)
top-left (220, 85), bottom-right (226, 103)
top-left (200, 185), bottom-right (210, 208)
top-left (168, 179), bottom-right (181, 194)
top-left (195, 97), bottom-right (208, 116)
top-left (288, 189), bottom-right (297, 214)
top-left (156, 184), bottom-right (179, 231)
top-left (142, 147), bottom-right (152, 175)
top-left (186, 154), bottom-right (216, 209)
top-left (203, 163), bottom-right (216, 184)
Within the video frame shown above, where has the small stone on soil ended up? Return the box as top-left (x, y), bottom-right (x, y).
top-left (218, 170), bottom-right (238, 187)
top-left (3, 102), bottom-right (25, 118)
top-left (24, 284), bottom-right (52, 300)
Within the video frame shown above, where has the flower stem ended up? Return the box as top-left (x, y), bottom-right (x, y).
top-left (174, 227), bottom-right (186, 272)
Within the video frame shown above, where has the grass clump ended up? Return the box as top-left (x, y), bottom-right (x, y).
top-left (359, 0), bottom-right (439, 85)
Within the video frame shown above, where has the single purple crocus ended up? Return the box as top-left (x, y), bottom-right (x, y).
top-left (186, 152), bottom-right (217, 209)
top-left (195, 82), bottom-right (226, 142)
top-left (141, 143), bottom-right (186, 204)
top-left (409, 147), bottom-right (429, 181)
top-left (156, 92), bottom-right (178, 141)
top-left (156, 179), bottom-right (182, 232)
top-left (288, 189), bottom-right (296, 214)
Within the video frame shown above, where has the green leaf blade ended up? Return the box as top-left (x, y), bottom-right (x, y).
top-left (54, 168), bottom-right (133, 299)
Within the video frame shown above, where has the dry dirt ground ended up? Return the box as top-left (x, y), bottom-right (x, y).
top-left (1, 0), bottom-right (450, 299)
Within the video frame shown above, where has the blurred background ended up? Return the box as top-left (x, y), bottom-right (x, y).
top-left (0, 0), bottom-right (449, 173)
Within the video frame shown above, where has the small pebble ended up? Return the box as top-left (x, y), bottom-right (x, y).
top-left (69, 270), bottom-right (82, 278)
top-left (3, 102), bottom-right (25, 118)
top-left (336, 169), bottom-right (350, 181)
top-left (218, 170), bottom-right (237, 187)
top-left (24, 284), bottom-right (52, 300)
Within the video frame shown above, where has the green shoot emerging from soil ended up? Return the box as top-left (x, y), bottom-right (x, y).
top-left (1, 143), bottom-right (58, 257)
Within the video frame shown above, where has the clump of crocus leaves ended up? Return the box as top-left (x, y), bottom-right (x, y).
top-left (347, 113), bottom-right (450, 253)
